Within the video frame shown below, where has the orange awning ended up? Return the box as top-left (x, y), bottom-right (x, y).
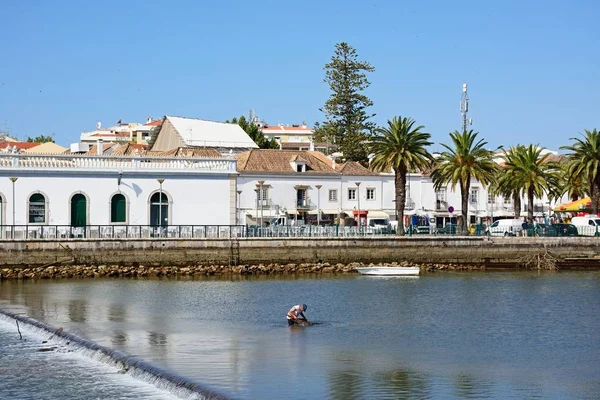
top-left (553, 197), bottom-right (592, 212)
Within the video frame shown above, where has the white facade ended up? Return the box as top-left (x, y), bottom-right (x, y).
top-left (238, 171), bottom-right (559, 227)
top-left (0, 153), bottom-right (237, 231)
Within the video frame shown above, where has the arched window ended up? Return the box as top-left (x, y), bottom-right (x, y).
top-left (29, 193), bottom-right (46, 223)
top-left (111, 194), bottom-right (126, 223)
top-left (150, 192), bottom-right (169, 227)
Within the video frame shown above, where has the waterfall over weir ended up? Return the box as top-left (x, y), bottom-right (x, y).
top-left (0, 309), bottom-right (230, 400)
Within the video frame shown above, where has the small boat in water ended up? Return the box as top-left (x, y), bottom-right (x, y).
top-left (355, 266), bottom-right (420, 276)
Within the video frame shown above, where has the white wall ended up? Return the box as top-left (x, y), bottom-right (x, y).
top-left (0, 172), bottom-right (233, 226)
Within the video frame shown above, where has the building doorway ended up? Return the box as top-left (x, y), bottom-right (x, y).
top-left (70, 194), bottom-right (87, 227)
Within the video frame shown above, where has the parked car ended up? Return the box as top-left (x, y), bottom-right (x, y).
top-left (570, 216), bottom-right (600, 236)
top-left (485, 219), bottom-right (524, 236)
top-left (552, 223), bottom-right (578, 237)
top-left (406, 225), bottom-right (432, 234)
top-left (531, 223), bottom-right (555, 237)
top-left (437, 224), bottom-right (458, 234)
top-left (369, 218), bottom-right (392, 233)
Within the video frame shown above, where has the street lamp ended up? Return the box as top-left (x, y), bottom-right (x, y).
top-left (237, 190), bottom-right (242, 225)
top-left (355, 181), bottom-right (361, 227)
top-left (254, 188), bottom-right (260, 227)
top-left (257, 180), bottom-right (265, 227)
top-left (315, 185), bottom-right (322, 226)
top-left (157, 178), bottom-right (164, 236)
top-left (9, 177), bottom-right (18, 238)
top-left (117, 170), bottom-right (123, 192)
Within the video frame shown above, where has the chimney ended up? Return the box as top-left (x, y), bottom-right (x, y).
top-left (309, 137), bottom-right (315, 151)
top-left (146, 116), bottom-right (152, 124)
top-left (97, 139), bottom-right (103, 155)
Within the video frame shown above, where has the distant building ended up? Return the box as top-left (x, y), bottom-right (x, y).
top-left (150, 116), bottom-right (259, 155)
top-left (259, 122), bottom-right (314, 151)
top-left (80, 117), bottom-right (161, 146)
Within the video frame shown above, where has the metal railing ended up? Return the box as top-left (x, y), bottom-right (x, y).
top-left (0, 223), bottom-right (594, 240)
top-left (0, 225), bottom-right (247, 240)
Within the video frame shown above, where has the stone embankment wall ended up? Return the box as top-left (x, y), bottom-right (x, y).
top-left (0, 237), bottom-right (599, 272)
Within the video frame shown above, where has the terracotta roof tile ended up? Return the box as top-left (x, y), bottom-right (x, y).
top-left (335, 162), bottom-right (377, 176)
top-left (84, 143), bottom-right (116, 155)
top-left (146, 147), bottom-right (222, 158)
top-left (236, 149), bottom-right (338, 174)
top-left (0, 142), bottom-right (42, 151)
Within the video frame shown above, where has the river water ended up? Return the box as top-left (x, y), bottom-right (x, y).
top-left (1, 271), bottom-right (599, 399)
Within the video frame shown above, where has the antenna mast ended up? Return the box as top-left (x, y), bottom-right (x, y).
top-left (460, 83), bottom-right (472, 132)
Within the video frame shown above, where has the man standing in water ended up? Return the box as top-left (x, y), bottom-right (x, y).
top-left (287, 304), bottom-right (311, 326)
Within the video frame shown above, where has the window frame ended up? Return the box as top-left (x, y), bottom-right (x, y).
top-left (366, 187), bottom-right (375, 201)
top-left (348, 188), bottom-right (357, 201)
top-left (328, 189), bottom-right (338, 202)
top-left (28, 192), bottom-right (47, 225)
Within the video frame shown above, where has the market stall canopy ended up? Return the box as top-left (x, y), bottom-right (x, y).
top-left (366, 210), bottom-right (390, 219)
top-left (553, 197), bottom-right (594, 212)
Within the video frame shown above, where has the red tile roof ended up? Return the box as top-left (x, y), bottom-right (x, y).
top-left (236, 149), bottom-right (338, 174)
top-left (0, 142), bottom-right (42, 150)
top-left (145, 119), bottom-right (163, 127)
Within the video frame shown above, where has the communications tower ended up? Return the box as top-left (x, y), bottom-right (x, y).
top-left (460, 83), bottom-right (472, 132)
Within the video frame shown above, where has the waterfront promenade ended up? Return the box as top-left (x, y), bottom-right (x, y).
top-left (1, 234), bottom-right (600, 271)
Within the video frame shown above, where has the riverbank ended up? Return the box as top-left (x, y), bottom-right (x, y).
top-left (0, 261), bottom-right (483, 280)
top-left (1, 237), bottom-right (600, 272)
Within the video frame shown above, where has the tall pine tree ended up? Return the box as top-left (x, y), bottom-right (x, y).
top-left (317, 42), bottom-right (375, 164)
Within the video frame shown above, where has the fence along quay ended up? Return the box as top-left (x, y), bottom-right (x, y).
top-left (1, 226), bottom-right (600, 270)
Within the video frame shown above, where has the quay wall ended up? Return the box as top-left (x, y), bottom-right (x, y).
top-left (0, 237), bottom-right (600, 269)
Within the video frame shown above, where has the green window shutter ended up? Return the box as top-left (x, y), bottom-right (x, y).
top-left (111, 194), bottom-right (126, 223)
top-left (71, 194), bottom-right (87, 227)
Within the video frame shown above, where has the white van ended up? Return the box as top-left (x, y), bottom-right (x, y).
top-left (485, 219), bottom-right (525, 237)
top-left (570, 216), bottom-right (600, 236)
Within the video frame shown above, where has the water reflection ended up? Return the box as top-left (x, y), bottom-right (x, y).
top-left (0, 272), bottom-right (599, 400)
top-left (107, 303), bottom-right (126, 322)
top-left (372, 369), bottom-right (431, 399)
top-left (68, 299), bottom-right (87, 323)
top-left (111, 330), bottom-right (128, 346)
top-left (328, 370), bottom-right (365, 400)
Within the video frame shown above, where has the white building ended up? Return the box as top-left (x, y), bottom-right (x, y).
top-left (236, 149), bottom-right (561, 228)
top-left (80, 118), bottom-right (159, 146)
top-left (0, 152), bottom-right (237, 238)
top-left (260, 123), bottom-right (314, 151)
top-left (235, 149), bottom-right (392, 226)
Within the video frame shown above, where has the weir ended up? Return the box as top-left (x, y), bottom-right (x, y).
top-left (0, 309), bottom-right (230, 400)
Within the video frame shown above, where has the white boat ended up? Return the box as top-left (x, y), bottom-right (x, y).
top-left (355, 266), bottom-right (420, 276)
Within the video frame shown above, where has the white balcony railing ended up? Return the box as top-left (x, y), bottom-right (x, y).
top-left (0, 153), bottom-right (237, 173)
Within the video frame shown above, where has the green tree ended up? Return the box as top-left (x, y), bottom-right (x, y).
top-left (500, 144), bottom-right (558, 223)
top-left (319, 42), bottom-right (375, 164)
top-left (370, 116), bottom-right (433, 235)
top-left (431, 130), bottom-right (497, 233)
top-left (27, 134), bottom-right (54, 143)
top-left (228, 116), bottom-right (279, 149)
top-left (560, 129), bottom-right (600, 215)
top-left (491, 166), bottom-right (523, 219)
top-left (547, 159), bottom-right (588, 203)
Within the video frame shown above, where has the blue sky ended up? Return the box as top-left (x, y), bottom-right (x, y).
top-left (0, 0), bottom-right (598, 151)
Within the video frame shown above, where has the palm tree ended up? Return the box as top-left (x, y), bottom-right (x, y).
top-left (547, 159), bottom-right (589, 203)
top-left (370, 116), bottom-right (433, 235)
top-left (430, 130), bottom-right (497, 233)
top-left (560, 129), bottom-right (600, 215)
top-left (490, 168), bottom-right (522, 219)
top-left (501, 144), bottom-right (558, 223)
